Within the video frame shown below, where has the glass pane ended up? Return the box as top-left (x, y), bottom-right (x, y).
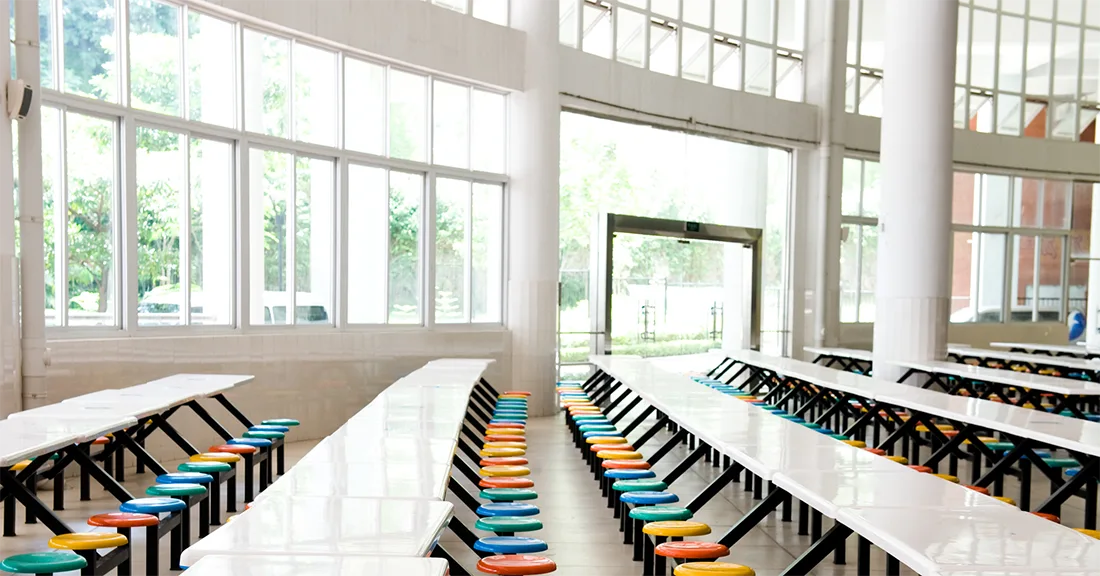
top-left (1026, 20), bottom-right (1052, 97)
top-left (64, 0), bottom-right (117, 101)
top-left (860, 0), bottom-right (884, 69)
top-left (858, 225), bottom-right (877, 323)
top-left (39, 0), bottom-right (55, 89)
top-left (243, 29), bottom-right (290, 138)
top-left (129, 0), bottom-right (180, 116)
top-left (1014, 177), bottom-right (1040, 227)
top-left (1030, 0), bottom-right (1054, 18)
top-left (295, 157), bottom-right (334, 324)
top-left (745, 0), bottom-right (773, 43)
top-left (846, 67), bottom-right (857, 113)
top-left (435, 178), bottom-right (469, 323)
top-left (293, 43), bottom-right (338, 147)
top-left (969, 94), bottom-right (993, 133)
top-left (1072, 183), bottom-right (1094, 252)
top-left (652, 0), bottom-right (679, 18)
top-left (858, 75), bottom-right (883, 117)
top-left (249, 148), bottom-right (291, 325)
top-left (432, 0), bottom-right (465, 13)
top-left (188, 11), bottom-right (236, 128)
top-left (1058, 0), bottom-right (1083, 22)
top-left (67, 112), bottom-right (117, 326)
top-left (957, 6), bottom-right (969, 85)
top-left (715, 0), bottom-right (744, 36)
top-left (389, 171), bottom-right (422, 324)
top-left (189, 137), bottom-right (233, 326)
top-left (683, 0), bottom-right (711, 28)
top-left (970, 10), bottom-right (997, 90)
top-left (649, 23), bottom-right (677, 76)
top-left (1024, 100), bottom-right (1048, 137)
top-left (776, 0), bottom-right (804, 50)
top-left (582, 4), bottom-right (612, 58)
top-left (433, 80), bottom-right (470, 169)
top-left (344, 58), bottom-right (386, 156)
top-left (559, 0), bottom-right (578, 47)
top-left (775, 56), bottom-right (802, 102)
top-left (471, 89), bottom-right (506, 174)
top-left (841, 158), bottom-right (862, 216)
top-left (998, 15), bottom-right (1024, 93)
top-left (997, 93), bottom-right (1022, 136)
top-left (951, 232), bottom-right (974, 322)
top-left (861, 160), bottom-right (881, 217)
top-left (347, 165), bottom-right (389, 324)
top-left (954, 86), bottom-right (968, 128)
top-left (616, 7), bottom-right (646, 67)
top-left (713, 43), bottom-right (741, 90)
top-left (1002, 0), bottom-right (1026, 14)
top-left (1052, 101), bottom-right (1078, 139)
top-left (847, 0), bottom-right (859, 66)
top-left (1011, 235), bottom-right (1037, 320)
top-left (388, 69), bottom-right (428, 162)
top-left (953, 171), bottom-right (978, 225)
top-left (1055, 26), bottom-right (1081, 101)
top-left (1042, 180), bottom-right (1071, 228)
top-left (1038, 236), bottom-right (1064, 320)
top-left (472, 183), bottom-right (503, 323)
top-left (1089, 0), bottom-right (1100, 27)
top-left (744, 43), bottom-right (773, 96)
top-left (42, 107), bottom-right (61, 326)
top-left (839, 223), bottom-right (859, 323)
top-left (472, 0), bottom-right (508, 25)
top-left (136, 127), bottom-right (183, 327)
top-left (979, 233), bottom-right (1007, 323)
top-left (682, 27), bottom-right (710, 83)
top-left (1084, 30), bottom-right (1100, 101)
top-left (980, 174), bottom-right (1011, 226)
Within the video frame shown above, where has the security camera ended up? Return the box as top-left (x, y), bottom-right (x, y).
top-left (6, 79), bottom-right (32, 121)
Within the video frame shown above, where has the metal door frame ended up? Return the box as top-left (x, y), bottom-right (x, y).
top-left (589, 213), bottom-right (764, 356)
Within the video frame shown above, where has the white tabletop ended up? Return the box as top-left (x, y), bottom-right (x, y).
top-left (136, 373), bottom-right (254, 396)
top-left (0, 416), bottom-right (136, 467)
top-left (895, 359), bottom-right (1100, 396)
top-left (948, 346), bottom-right (1100, 373)
top-left (259, 460), bottom-right (454, 501)
top-left (179, 497), bottom-right (453, 566)
top-left (991, 342), bottom-right (1100, 357)
top-left (724, 349), bottom-right (883, 398)
top-left (805, 346), bottom-right (875, 363)
top-left (183, 555), bottom-right (450, 576)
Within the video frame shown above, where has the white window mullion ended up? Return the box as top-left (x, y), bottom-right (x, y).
top-left (118, 0), bottom-right (130, 107)
top-left (424, 173), bottom-right (437, 328)
top-left (122, 113), bottom-right (139, 331)
top-left (287, 157), bottom-right (298, 325)
top-left (57, 108), bottom-right (70, 326)
top-left (180, 133), bottom-right (192, 326)
top-left (464, 183), bottom-right (473, 323)
top-left (337, 157), bottom-right (349, 328)
top-left (383, 168), bottom-right (392, 322)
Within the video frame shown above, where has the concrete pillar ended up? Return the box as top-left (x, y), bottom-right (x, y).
top-left (872, 0), bottom-right (957, 381)
top-left (507, 0), bottom-right (560, 416)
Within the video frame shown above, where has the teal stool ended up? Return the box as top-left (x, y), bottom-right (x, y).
top-left (0, 552), bottom-right (86, 574)
top-left (147, 483), bottom-right (210, 543)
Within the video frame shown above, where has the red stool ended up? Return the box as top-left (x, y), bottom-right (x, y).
top-left (908, 465), bottom-right (932, 474)
top-left (87, 512), bottom-right (159, 575)
top-left (863, 448), bottom-right (886, 456)
top-left (477, 554), bottom-right (556, 574)
top-left (964, 485), bottom-right (990, 495)
top-left (655, 540), bottom-right (730, 562)
top-left (480, 477), bottom-right (535, 489)
top-left (603, 460), bottom-right (652, 470)
top-left (481, 457), bottom-right (529, 467)
top-left (1031, 512), bottom-right (1061, 523)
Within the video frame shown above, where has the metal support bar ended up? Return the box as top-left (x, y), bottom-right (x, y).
top-left (781, 523), bottom-right (854, 576)
top-left (212, 394), bottom-right (255, 428)
top-left (609, 396), bottom-right (642, 425)
top-left (621, 406), bottom-right (656, 437)
top-left (184, 400), bottom-right (235, 442)
top-left (662, 444), bottom-right (709, 486)
top-left (686, 464), bottom-right (739, 513)
top-left (717, 488), bottom-right (785, 547)
top-left (447, 477), bottom-right (483, 514)
top-left (631, 416), bottom-right (670, 450)
top-left (647, 429), bottom-right (688, 466)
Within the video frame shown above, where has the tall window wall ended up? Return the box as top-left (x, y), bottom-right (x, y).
top-left (426, 0), bottom-right (508, 26)
top-left (840, 157), bottom-right (1097, 324)
top-left (560, 0), bottom-right (807, 101)
top-left (33, 0), bottom-right (507, 331)
top-left (848, 0), bottom-right (1100, 143)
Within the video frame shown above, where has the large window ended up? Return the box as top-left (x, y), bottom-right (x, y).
top-left (840, 156), bottom-right (1096, 324)
top-left (848, 0), bottom-right (1100, 144)
top-left (427, 0), bottom-right (509, 26)
top-left (561, 0), bottom-right (807, 101)
top-left (34, 1), bottom-right (508, 333)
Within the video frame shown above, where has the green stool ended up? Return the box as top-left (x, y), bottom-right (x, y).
top-left (475, 516), bottom-right (544, 536)
top-left (610, 479), bottom-right (669, 516)
top-left (629, 506), bottom-right (693, 522)
top-left (262, 418), bottom-right (300, 427)
top-left (481, 488), bottom-right (538, 502)
top-left (244, 430), bottom-right (285, 440)
top-left (147, 483), bottom-right (210, 544)
top-left (178, 461), bottom-right (233, 525)
top-left (800, 422), bottom-right (822, 429)
top-left (0, 552), bottom-right (87, 574)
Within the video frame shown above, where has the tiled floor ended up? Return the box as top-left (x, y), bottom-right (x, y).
top-left (0, 411), bottom-right (1086, 576)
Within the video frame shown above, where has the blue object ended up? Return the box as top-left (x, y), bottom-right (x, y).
top-left (155, 472), bottom-right (213, 485)
top-left (489, 419), bottom-right (527, 425)
top-left (476, 502), bottom-right (540, 517)
top-left (1067, 468), bottom-right (1081, 477)
top-left (228, 437), bottom-right (273, 448)
top-left (815, 428), bottom-right (835, 435)
top-left (473, 536), bottom-right (548, 555)
top-left (120, 497), bottom-right (187, 514)
top-left (1069, 310), bottom-right (1086, 341)
top-left (250, 424), bottom-right (290, 433)
top-left (604, 469), bottom-right (657, 480)
top-left (620, 491), bottom-right (680, 505)
top-left (583, 430), bottom-right (621, 438)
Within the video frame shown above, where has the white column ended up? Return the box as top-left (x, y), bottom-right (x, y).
top-left (722, 145), bottom-right (767, 351)
top-left (1087, 183), bottom-right (1100, 347)
top-left (507, 0), bottom-right (560, 417)
top-left (872, 0), bottom-right (957, 381)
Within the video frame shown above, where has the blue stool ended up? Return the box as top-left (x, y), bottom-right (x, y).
top-left (473, 536), bottom-right (548, 558)
top-left (489, 419), bottom-right (527, 425)
top-left (605, 469), bottom-right (657, 480)
top-left (249, 424), bottom-right (290, 433)
top-left (155, 472), bottom-right (213, 485)
top-left (620, 491), bottom-right (680, 506)
top-left (120, 498), bottom-right (187, 570)
top-left (476, 502), bottom-right (541, 517)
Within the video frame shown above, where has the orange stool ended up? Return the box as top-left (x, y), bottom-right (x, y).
top-left (603, 460), bottom-right (652, 470)
top-left (863, 448), bottom-right (886, 456)
top-left (963, 485), bottom-right (990, 495)
top-left (907, 465), bottom-right (932, 474)
top-left (1031, 512), bottom-right (1061, 523)
top-left (481, 457), bottom-right (530, 467)
top-left (477, 554), bottom-right (556, 575)
top-left (87, 513), bottom-right (159, 575)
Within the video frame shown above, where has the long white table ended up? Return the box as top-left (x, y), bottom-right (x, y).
top-left (182, 554), bottom-right (450, 576)
top-left (948, 345), bottom-right (1100, 380)
top-left (591, 354), bottom-right (1100, 575)
top-left (993, 341), bottom-right (1100, 358)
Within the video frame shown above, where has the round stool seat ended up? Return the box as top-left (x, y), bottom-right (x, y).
top-left (579, 425), bottom-right (617, 432)
top-left (243, 430), bottom-right (285, 440)
top-left (88, 512), bottom-right (159, 528)
top-left (481, 457), bottom-right (530, 467)
top-left (476, 554), bottom-right (556, 575)
top-left (228, 437), bottom-right (273, 448)
top-left (210, 444), bottom-right (257, 454)
top-left (475, 516), bottom-right (544, 533)
top-left (480, 477), bottom-right (535, 489)
top-left (604, 469), bottom-right (656, 480)
top-left (481, 465), bottom-right (531, 477)
top-left (598, 450), bottom-right (643, 460)
top-left (799, 422), bottom-right (822, 429)
top-left (480, 488), bottom-right (538, 502)
top-left (612, 479), bottom-right (668, 492)
top-left (92, 436), bottom-right (111, 446)
top-left (489, 419), bottom-right (527, 425)
top-left (0, 552), bottom-right (87, 574)
top-left (591, 443), bottom-right (634, 452)
top-left (674, 562), bottom-right (755, 576)
top-left (486, 428), bottom-right (525, 436)
top-left (249, 424), bottom-right (290, 433)
top-left (864, 448), bottom-right (887, 456)
top-left (656, 541), bottom-right (730, 560)
top-left (603, 460), bottom-right (651, 470)
top-left (908, 465), bottom-right (932, 474)
top-left (586, 436), bottom-right (627, 445)
top-left (885, 455), bottom-right (909, 465)
top-left (620, 491), bottom-right (679, 505)
top-left (474, 537), bottom-right (548, 555)
top-left (583, 430), bottom-right (624, 439)
top-left (487, 422), bottom-right (526, 430)
top-left (1076, 528), bottom-right (1100, 539)
top-left (841, 439), bottom-right (866, 448)
top-left (261, 418), bottom-right (300, 426)
top-left (570, 415), bottom-right (607, 421)
top-left (120, 497), bottom-right (187, 514)
top-left (486, 435), bottom-right (527, 443)
top-left (1031, 512), bottom-right (1060, 523)
top-left (500, 391), bottom-right (532, 397)
top-left (481, 447), bottom-right (526, 458)
top-left (156, 472), bottom-right (213, 484)
top-left (49, 532), bottom-right (129, 551)
top-left (178, 461), bottom-right (232, 474)
top-left (477, 502), bottom-right (541, 517)
top-left (492, 412), bottom-right (528, 419)
top-left (484, 441), bottom-right (528, 449)
top-left (192, 452), bottom-right (242, 464)
top-left (146, 483), bottom-right (207, 497)
top-left (629, 506), bottom-right (693, 522)
top-left (933, 473), bottom-right (960, 483)
top-left (963, 485), bottom-right (990, 495)
top-left (1043, 458), bottom-right (1081, 468)
top-left (993, 496), bottom-right (1017, 506)
top-left (642, 521), bottom-right (711, 537)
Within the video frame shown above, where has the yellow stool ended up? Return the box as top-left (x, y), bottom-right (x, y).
top-left (932, 473), bottom-right (960, 483)
top-left (488, 428), bottom-right (526, 436)
top-left (9, 460), bottom-right (31, 472)
top-left (643, 521), bottom-right (712, 574)
top-left (675, 563), bottom-right (756, 576)
top-left (481, 447), bottom-right (526, 458)
top-left (586, 436), bottom-right (628, 444)
top-left (569, 407), bottom-right (602, 413)
top-left (885, 455), bottom-right (909, 465)
top-left (190, 452), bottom-right (241, 464)
top-left (915, 423), bottom-right (954, 433)
top-left (597, 450), bottom-right (643, 460)
top-left (49, 533), bottom-right (130, 575)
top-left (483, 441), bottom-right (528, 449)
top-left (480, 465), bottom-right (531, 477)
top-left (841, 440), bottom-right (866, 448)
top-left (1076, 528), bottom-right (1100, 539)
top-left (993, 496), bottom-right (1017, 506)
